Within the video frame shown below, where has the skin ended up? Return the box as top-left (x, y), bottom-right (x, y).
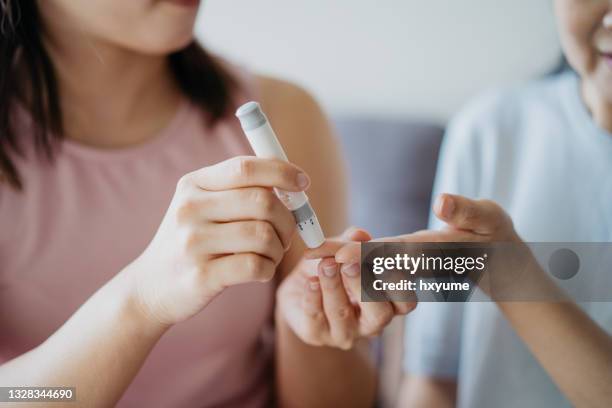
top-left (0, 0), bottom-right (418, 406)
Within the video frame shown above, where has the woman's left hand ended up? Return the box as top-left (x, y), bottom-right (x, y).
top-left (277, 227), bottom-right (417, 350)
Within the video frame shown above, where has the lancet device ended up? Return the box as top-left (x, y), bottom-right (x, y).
top-left (235, 101), bottom-right (325, 249)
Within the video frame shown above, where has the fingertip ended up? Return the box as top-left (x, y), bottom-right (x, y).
top-left (304, 240), bottom-right (345, 259)
top-left (296, 172), bottom-right (310, 191)
top-left (318, 257), bottom-right (339, 279)
top-left (341, 226), bottom-right (371, 241)
top-left (335, 243), bottom-right (360, 264)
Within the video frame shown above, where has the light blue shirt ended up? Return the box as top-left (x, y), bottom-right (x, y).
top-left (403, 72), bottom-right (612, 408)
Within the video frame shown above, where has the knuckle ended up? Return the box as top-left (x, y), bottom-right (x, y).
top-left (176, 174), bottom-right (193, 191)
top-left (257, 263), bottom-right (276, 282)
top-left (176, 200), bottom-right (198, 223)
top-left (335, 306), bottom-right (353, 321)
top-left (481, 199), bottom-right (508, 229)
top-left (255, 221), bottom-right (276, 245)
top-left (185, 231), bottom-right (201, 253)
top-left (479, 199), bottom-right (497, 209)
top-left (244, 253), bottom-right (264, 275)
top-left (235, 156), bottom-right (254, 180)
top-left (251, 188), bottom-right (275, 215)
top-left (275, 161), bottom-right (295, 184)
top-left (461, 204), bottom-right (479, 224)
top-left (304, 306), bottom-right (325, 320)
top-left (244, 254), bottom-right (274, 282)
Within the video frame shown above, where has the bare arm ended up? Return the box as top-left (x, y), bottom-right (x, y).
top-left (498, 290), bottom-right (612, 407)
top-left (0, 269), bottom-right (167, 407)
top-left (259, 77), bottom-right (377, 408)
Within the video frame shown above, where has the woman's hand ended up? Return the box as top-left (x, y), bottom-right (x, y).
top-left (308, 194), bottom-right (534, 299)
top-left (126, 156), bottom-right (309, 326)
top-left (277, 227), bottom-right (417, 350)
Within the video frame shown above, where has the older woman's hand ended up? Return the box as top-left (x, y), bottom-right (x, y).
top-left (306, 194), bottom-right (533, 300)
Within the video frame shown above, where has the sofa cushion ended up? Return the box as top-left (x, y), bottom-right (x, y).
top-left (334, 117), bottom-right (444, 238)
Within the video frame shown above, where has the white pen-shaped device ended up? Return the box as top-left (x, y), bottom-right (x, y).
top-left (236, 101), bottom-right (325, 249)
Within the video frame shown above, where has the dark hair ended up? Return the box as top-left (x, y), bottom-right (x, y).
top-left (0, 0), bottom-right (236, 190)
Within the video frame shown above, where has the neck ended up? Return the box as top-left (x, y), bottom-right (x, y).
top-left (42, 25), bottom-right (183, 148)
top-left (581, 79), bottom-right (612, 133)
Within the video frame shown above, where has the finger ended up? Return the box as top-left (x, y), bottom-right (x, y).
top-left (389, 229), bottom-right (480, 243)
top-left (178, 188), bottom-right (296, 249)
top-left (318, 258), bottom-right (357, 349)
top-left (335, 242), bottom-right (361, 264)
top-left (301, 276), bottom-right (328, 340)
top-left (303, 239), bottom-right (348, 259)
top-left (336, 227), bottom-right (372, 301)
top-left (204, 253), bottom-right (276, 290)
top-left (338, 262), bottom-right (396, 336)
top-left (341, 226), bottom-right (372, 241)
top-left (334, 233), bottom-right (406, 264)
top-left (334, 227), bottom-right (484, 264)
top-left (191, 221), bottom-right (285, 264)
top-left (382, 270), bottom-right (418, 315)
top-left (303, 226), bottom-right (372, 260)
top-left (186, 156), bottom-right (310, 192)
top-left (433, 193), bottom-right (507, 235)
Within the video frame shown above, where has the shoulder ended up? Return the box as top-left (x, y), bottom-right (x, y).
top-left (432, 74), bottom-right (576, 201)
top-left (447, 73), bottom-right (575, 146)
top-left (256, 76), bottom-right (325, 135)
top-left (254, 75), bottom-right (338, 169)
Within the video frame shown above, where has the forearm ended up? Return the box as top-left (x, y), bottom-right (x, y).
top-left (498, 268), bottom-right (612, 407)
top-left (275, 312), bottom-right (376, 408)
top-left (0, 266), bottom-right (168, 407)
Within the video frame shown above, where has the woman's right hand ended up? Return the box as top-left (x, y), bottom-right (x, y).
top-left (126, 156), bottom-right (309, 326)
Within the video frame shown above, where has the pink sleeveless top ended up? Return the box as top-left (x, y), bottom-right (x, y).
top-left (0, 67), bottom-right (274, 407)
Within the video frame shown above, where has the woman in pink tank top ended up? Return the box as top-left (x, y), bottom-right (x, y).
top-left (0, 1), bottom-right (416, 406)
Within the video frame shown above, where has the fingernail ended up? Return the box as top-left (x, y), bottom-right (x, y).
top-left (322, 263), bottom-right (338, 278)
top-left (440, 196), bottom-right (455, 218)
top-left (341, 263), bottom-right (360, 277)
top-left (296, 172), bottom-right (310, 189)
top-left (309, 280), bottom-right (320, 291)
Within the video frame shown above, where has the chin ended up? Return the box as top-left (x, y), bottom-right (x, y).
top-left (133, 29), bottom-right (196, 56)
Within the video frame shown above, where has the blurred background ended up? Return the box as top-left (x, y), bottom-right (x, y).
top-left (196, 0), bottom-right (561, 124)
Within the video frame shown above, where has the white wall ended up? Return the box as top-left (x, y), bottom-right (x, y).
top-left (196, 0), bottom-right (561, 123)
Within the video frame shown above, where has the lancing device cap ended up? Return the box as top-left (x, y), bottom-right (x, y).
top-left (235, 101), bottom-right (268, 131)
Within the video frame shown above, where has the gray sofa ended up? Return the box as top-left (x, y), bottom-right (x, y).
top-left (333, 117), bottom-right (445, 407)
